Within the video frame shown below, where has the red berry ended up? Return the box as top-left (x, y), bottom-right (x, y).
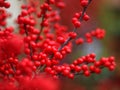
top-left (80, 0), bottom-right (88, 7)
top-left (83, 14), bottom-right (90, 21)
top-left (69, 32), bottom-right (77, 39)
top-left (76, 38), bottom-right (84, 45)
top-left (84, 70), bottom-right (90, 77)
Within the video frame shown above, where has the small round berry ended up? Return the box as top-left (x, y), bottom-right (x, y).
top-left (84, 70), bottom-right (90, 77)
top-left (94, 68), bottom-right (101, 74)
top-left (69, 32), bottom-right (77, 39)
top-left (75, 66), bottom-right (82, 72)
top-left (108, 65), bottom-right (115, 71)
top-left (4, 2), bottom-right (11, 8)
top-left (68, 73), bottom-right (74, 79)
top-left (80, 0), bottom-right (88, 7)
top-left (82, 65), bottom-right (88, 71)
top-left (55, 52), bottom-right (63, 59)
top-left (76, 38), bottom-right (84, 45)
top-left (83, 14), bottom-right (90, 21)
top-left (57, 37), bottom-right (65, 44)
top-left (74, 21), bottom-right (81, 28)
top-left (63, 69), bottom-right (70, 76)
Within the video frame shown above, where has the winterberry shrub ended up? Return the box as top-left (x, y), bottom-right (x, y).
top-left (0, 0), bottom-right (116, 89)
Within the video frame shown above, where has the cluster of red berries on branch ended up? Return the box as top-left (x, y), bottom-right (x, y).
top-left (0, 0), bottom-right (116, 89)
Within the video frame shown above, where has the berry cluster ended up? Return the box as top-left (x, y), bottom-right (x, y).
top-left (0, 8), bottom-right (10, 26)
top-left (0, 0), bottom-right (10, 8)
top-left (72, 12), bottom-right (90, 28)
top-left (45, 53), bottom-right (115, 79)
top-left (0, 0), bottom-right (116, 89)
top-left (0, 75), bottom-right (59, 90)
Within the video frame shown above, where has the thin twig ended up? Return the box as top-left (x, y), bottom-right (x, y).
top-left (24, 24), bottom-right (33, 59)
top-left (36, 0), bottom-right (49, 42)
top-left (58, 0), bottom-right (92, 52)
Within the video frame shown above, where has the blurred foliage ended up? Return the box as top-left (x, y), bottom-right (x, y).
top-left (100, 3), bottom-right (120, 36)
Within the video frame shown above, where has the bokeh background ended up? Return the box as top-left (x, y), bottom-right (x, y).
top-left (7, 0), bottom-right (120, 90)
top-left (60, 0), bottom-right (120, 90)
